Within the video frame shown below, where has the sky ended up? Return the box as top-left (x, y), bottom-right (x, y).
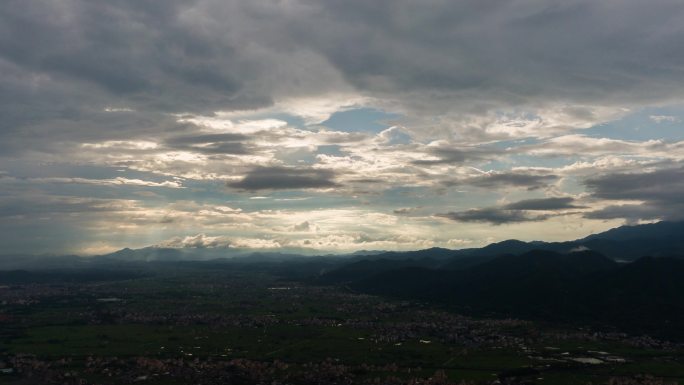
top-left (2, 0), bottom-right (684, 255)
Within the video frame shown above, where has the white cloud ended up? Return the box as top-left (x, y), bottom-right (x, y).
top-left (158, 233), bottom-right (229, 248)
top-left (649, 115), bottom-right (680, 123)
top-left (17, 177), bottom-right (184, 189)
top-left (81, 141), bottom-right (158, 150)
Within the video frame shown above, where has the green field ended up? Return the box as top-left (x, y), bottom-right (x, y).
top-left (0, 268), bottom-right (682, 384)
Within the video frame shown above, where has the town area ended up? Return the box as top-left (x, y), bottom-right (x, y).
top-left (0, 266), bottom-right (682, 384)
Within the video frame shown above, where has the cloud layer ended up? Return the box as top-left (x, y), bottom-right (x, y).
top-left (2, 0), bottom-right (684, 254)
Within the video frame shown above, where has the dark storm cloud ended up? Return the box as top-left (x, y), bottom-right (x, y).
top-left (165, 133), bottom-right (250, 155)
top-left (0, 0), bottom-right (320, 157)
top-left (0, 0), bottom-right (266, 113)
top-left (436, 196), bottom-right (580, 224)
top-left (503, 197), bottom-right (581, 211)
top-left (458, 172), bottom-right (558, 190)
top-left (583, 166), bottom-right (684, 221)
top-left (2, 0), bottom-right (684, 157)
top-left (413, 147), bottom-right (496, 165)
top-left (227, 167), bottom-right (339, 191)
top-left (583, 204), bottom-right (667, 223)
top-left (585, 167), bottom-right (684, 203)
top-left (3, 0), bottom-right (684, 126)
top-left (436, 208), bottom-right (547, 225)
top-left (291, 0), bottom-right (684, 110)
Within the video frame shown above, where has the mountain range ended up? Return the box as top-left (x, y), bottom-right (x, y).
top-left (2, 220), bottom-right (683, 269)
top-left (313, 222), bottom-right (684, 340)
top-left (2, 220), bottom-right (684, 339)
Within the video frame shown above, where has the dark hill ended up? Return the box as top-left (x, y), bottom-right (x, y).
top-left (460, 239), bottom-right (538, 257)
top-left (317, 257), bottom-right (440, 284)
top-left (347, 247), bottom-right (457, 262)
top-left (582, 221), bottom-right (684, 242)
top-left (349, 250), bottom-right (684, 339)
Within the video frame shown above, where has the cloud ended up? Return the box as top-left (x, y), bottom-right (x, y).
top-left (650, 115), bottom-right (680, 123)
top-left (412, 145), bottom-right (498, 165)
top-left (0, 174), bottom-right (184, 189)
top-left (503, 197), bottom-right (582, 210)
top-left (0, 196), bottom-right (134, 218)
top-left (436, 208), bottom-right (548, 225)
top-left (164, 133), bottom-right (250, 155)
top-left (456, 171), bottom-right (559, 191)
top-left (436, 196), bottom-right (582, 224)
top-left (81, 140), bottom-right (158, 150)
top-left (583, 165), bottom-right (684, 222)
top-left (286, 1), bottom-right (684, 121)
top-left (585, 166), bottom-right (684, 203)
top-left (157, 233), bottom-right (229, 248)
top-left (4, 0), bottom-right (684, 253)
top-left (4, 1), bottom-right (684, 142)
top-left (226, 166), bottom-right (339, 191)
top-left (521, 135), bottom-right (684, 158)
top-left (45, 177), bottom-right (183, 189)
top-left (393, 207), bottom-right (418, 215)
top-left (583, 204), bottom-right (666, 224)
top-left (293, 221), bottom-right (312, 231)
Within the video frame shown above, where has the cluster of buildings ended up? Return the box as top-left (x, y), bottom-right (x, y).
top-left (0, 278), bottom-right (681, 384)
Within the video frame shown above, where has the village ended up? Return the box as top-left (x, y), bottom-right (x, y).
top-left (1, 271), bottom-right (682, 384)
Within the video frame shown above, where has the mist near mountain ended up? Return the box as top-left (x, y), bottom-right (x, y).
top-left (2, 220), bottom-right (683, 270)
